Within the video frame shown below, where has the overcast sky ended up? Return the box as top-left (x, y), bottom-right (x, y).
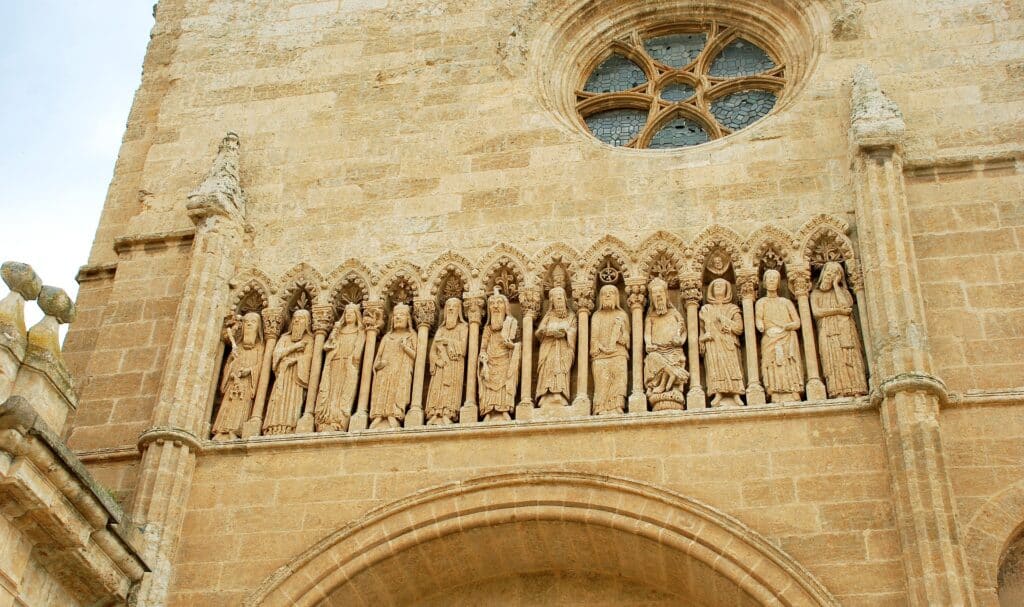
top-left (0, 2), bottom-right (153, 325)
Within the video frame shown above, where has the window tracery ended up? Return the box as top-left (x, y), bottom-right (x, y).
top-left (576, 23), bottom-right (786, 149)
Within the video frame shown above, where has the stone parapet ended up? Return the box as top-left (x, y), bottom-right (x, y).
top-left (0, 396), bottom-right (148, 606)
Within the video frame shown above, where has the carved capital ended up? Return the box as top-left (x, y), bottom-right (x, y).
top-left (262, 307), bottom-right (286, 340)
top-left (362, 301), bottom-right (386, 332)
top-left (786, 264), bottom-right (812, 297)
top-left (735, 270), bottom-right (759, 301)
top-left (625, 282), bottom-right (646, 310)
top-left (680, 274), bottom-right (702, 304)
top-left (464, 295), bottom-right (486, 324)
top-left (413, 298), bottom-right (437, 328)
top-left (311, 304), bottom-right (335, 335)
top-left (572, 284), bottom-right (595, 313)
top-left (519, 288), bottom-right (543, 318)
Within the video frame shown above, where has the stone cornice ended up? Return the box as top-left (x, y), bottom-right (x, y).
top-left (113, 228), bottom-right (196, 255)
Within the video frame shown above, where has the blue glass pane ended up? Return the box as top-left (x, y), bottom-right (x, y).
top-left (585, 109), bottom-right (647, 146)
top-left (708, 39), bottom-right (775, 77)
top-left (644, 33), bottom-right (706, 68)
top-left (660, 82), bottom-right (695, 102)
top-left (648, 118), bottom-right (709, 149)
top-left (583, 55), bottom-right (647, 93)
top-left (710, 90), bottom-right (777, 130)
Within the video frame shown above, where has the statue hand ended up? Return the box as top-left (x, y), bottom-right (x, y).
top-left (374, 361), bottom-right (386, 371)
top-left (645, 344), bottom-right (654, 353)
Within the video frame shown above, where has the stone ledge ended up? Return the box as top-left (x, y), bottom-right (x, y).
top-left (75, 262), bottom-right (117, 284)
top-left (204, 396), bottom-right (874, 454)
top-left (0, 396), bottom-right (148, 605)
top-left (112, 228), bottom-right (195, 255)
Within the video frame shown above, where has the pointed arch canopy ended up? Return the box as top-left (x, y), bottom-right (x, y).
top-left (246, 472), bottom-right (838, 607)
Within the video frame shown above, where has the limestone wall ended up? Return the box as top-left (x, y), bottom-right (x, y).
top-left (170, 406), bottom-right (902, 606)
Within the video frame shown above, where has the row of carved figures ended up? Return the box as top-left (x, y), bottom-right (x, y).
top-left (210, 260), bottom-right (868, 439)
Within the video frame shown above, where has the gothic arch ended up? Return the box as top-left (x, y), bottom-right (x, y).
top-left (478, 243), bottom-right (532, 299)
top-left (423, 251), bottom-right (478, 298)
top-left (962, 478), bottom-right (1024, 604)
top-left (691, 225), bottom-right (744, 274)
top-left (245, 472), bottom-right (839, 607)
top-left (278, 263), bottom-right (325, 308)
top-left (797, 215), bottom-right (855, 267)
top-left (378, 259), bottom-right (422, 304)
top-left (228, 268), bottom-right (275, 312)
top-left (574, 235), bottom-right (636, 285)
top-left (744, 225), bottom-right (798, 271)
top-left (325, 259), bottom-right (378, 307)
top-left (531, 242), bottom-right (579, 288)
top-left (637, 231), bottom-right (689, 284)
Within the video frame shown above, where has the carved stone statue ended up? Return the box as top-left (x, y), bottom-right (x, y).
top-left (700, 279), bottom-right (745, 407)
top-left (644, 277), bottom-right (688, 410)
top-left (811, 261), bottom-right (868, 398)
top-left (370, 303), bottom-right (417, 429)
top-left (212, 312), bottom-right (263, 441)
top-left (478, 289), bottom-right (520, 422)
top-left (425, 298), bottom-right (468, 425)
top-left (590, 285), bottom-right (630, 415)
top-left (314, 303), bottom-right (365, 431)
top-left (535, 287), bottom-right (576, 408)
top-left (263, 309), bottom-right (314, 435)
top-left (756, 270), bottom-right (804, 403)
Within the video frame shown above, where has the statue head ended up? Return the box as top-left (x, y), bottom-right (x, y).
top-left (290, 309), bottom-right (311, 339)
top-left (443, 297), bottom-right (464, 329)
top-left (241, 312), bottom-right (262, 346)
top-left (391, 303), bottom-right (411, 331)
top-left (649, 277), bottom-right (669, 314)
top-left (342, 303), bottom-right (361, 327)
top-left (706, 278), bottom-right (733, 304)
top-left (763, 269), bottom-right (781, 294)
top-left (548, 287), bottom-right (568, 315)
top-left (819, 261), bottom-right (846, 292)
top-left (487, 288), bottom-right (509, 329)
top-left (599, 285), bottom-right (620, 311)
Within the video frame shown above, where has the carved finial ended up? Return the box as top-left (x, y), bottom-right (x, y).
top-left (850, 65), bottom-right (905, 149)
top-left (0, 262), bottom-right (43, 348)
top-left (186, 131), bottom-right (246, 224)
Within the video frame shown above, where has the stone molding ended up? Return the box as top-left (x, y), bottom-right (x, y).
top-left (961, 478), bottom-right (1024, 605)
top-left (112, 228), bottom-right (196, 256)
top-left (0, 396), bottom-right (148, 605)
top-left (245, 471), bottom-right (839, 607)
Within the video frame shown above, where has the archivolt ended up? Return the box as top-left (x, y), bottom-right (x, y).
top-left (962, 478), bottom-right (1024, 604)
top-left (246, 472), bottom-right (838, 607)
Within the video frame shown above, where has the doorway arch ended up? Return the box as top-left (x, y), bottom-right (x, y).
top-left (245, 472), bottom-right (838, 606)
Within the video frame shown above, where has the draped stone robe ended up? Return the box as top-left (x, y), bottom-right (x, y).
top-left (264, 331), bottom-right (314, 433)
top-left (590, 306), bottom-right (630, 414)
top-left (425, 321), bottom-right (468, 421)
top-left (479, 317), bottom-right (520, 416)
top-left (370, 328), bottom-right (417, 421)
top-left (756, 295), bottom-right (804, 396)
top-left (535, 310), bottom-right (576, 405)
top-left (811, 283), bottom-right (867, 397)
top-left (700, 301), bottom-right (745, 396)
top-left (314, 324), bottom-right (365, 428)
top-left (213, 341), bottom-right (262, 436)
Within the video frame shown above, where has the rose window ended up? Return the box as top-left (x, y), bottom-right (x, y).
top-left (577, 24), bottom-right (785, 149)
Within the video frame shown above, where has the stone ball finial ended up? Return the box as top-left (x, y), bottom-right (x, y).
top-left (37, 286), bottom-right (76, 324)
top-left (1, 262), bottom-right (43, 300)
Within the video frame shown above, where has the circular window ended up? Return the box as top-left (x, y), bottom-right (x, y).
top-left (576, 24), bottom-right (786, 149)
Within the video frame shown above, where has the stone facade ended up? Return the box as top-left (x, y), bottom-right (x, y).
top-left (19, 0), bottom-right (1024, 605)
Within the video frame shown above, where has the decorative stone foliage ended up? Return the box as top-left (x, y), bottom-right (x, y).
top-left (210, 216), bottom-right (871, 437)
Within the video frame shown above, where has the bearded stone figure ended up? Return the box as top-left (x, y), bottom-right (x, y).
top-left (314, 303), bottom-right (365, 431)
top-left (478, 289), bottom-right (520, 422)
top-left (590, 285), bottom-right (630, 415)
top-left (643, 278), bottom-right (688, 410)
top-left (535, 287), bottom-right (576, 408)
top-left (212, 312), bottom-right (263, 441)
top-left (811, 261), bottom-right (868, 398)
top-left (700, 279), bottom-right (745, 407)
top-left (756, 270), bottom-right (804, 403)
top-left (425, 298), bottom-right (468, 425)
top-left (370, 303), bottom-right (417, 429)
top-left (264, 309), bottom-right (314, 435)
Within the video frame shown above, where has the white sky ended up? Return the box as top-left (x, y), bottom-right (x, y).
top-left (0, 2), bottom-right (153, 326)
